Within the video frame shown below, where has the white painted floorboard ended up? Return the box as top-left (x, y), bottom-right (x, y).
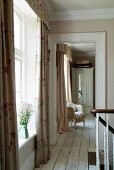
top-left (89, 165), bottom-right (96, 170)
top-left (35, 115), bottom-right (96, 170)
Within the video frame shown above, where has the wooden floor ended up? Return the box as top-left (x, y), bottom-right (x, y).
top-left (35, 115), bottom-right (96, 170)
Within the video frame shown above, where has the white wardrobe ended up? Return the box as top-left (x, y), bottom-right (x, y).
top-left (71, 67), bottom-right (94, 114)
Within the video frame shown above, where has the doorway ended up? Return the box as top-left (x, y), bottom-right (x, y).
top-left (70, 42), bottom-right (95, 114)
top-left (49, 32), bottom-right (106, 145)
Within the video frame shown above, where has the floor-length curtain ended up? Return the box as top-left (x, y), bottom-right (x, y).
top-left (35, 21), bottom-right (50, 168)
top-left (64, 56), bottom-right (72, 103)
top-left (56, 45), bottom-right (69, 133)
top-left (0, 1), bottom-right (19, 170)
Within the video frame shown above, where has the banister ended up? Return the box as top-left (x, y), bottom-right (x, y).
top-left (91, 109), bottom-right (114, 116)
top-left (91, 109), bottom-right (114, 169)
top-left (99, 116), bottom-right (114, 134)
top-left (91, 109), bottom-right (114, 134)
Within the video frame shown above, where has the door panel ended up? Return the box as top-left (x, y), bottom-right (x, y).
top-left (72, 68), bottom-right (94, 114)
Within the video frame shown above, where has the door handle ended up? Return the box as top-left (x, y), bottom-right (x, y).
top-left (79, 90), bottom-right (83, 95)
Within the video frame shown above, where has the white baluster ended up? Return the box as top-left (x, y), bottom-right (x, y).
top-left (104, 129), bottom-right (107, 170)
top-left (104, 114), bottom-right (109, 170)
top-left (106, 114), bottom-right (109, 170)
top-left (104, 113), bottom-right (108, 170)
top-left (96, 113), bottom-right (100, 170)
top-left (113, 134), bottom-right (114, 170)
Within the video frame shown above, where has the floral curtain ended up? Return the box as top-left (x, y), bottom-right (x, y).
top-left (25, 0), bottom-right (49, 29)
top-left (64, 44), bottom-right (72, 62)
top-left (64, 44), bottom-right (72, 103)
top-left (35, 21), bottom-right (50, 168)
top-left (57, 44), bottom-right (72, 61)
top-left (64, 57), bottom-right (72, 103)
top-left (0, 0), bottom-right (19, 170)
top-left (56, 44), bottom-right (69, 133)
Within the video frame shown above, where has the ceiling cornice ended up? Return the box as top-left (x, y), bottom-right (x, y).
top-left (50, 8), bottom-right (114, 21)
top-left (43, 0), bottom-right (114, 21)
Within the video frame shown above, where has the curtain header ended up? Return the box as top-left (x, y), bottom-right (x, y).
top-left (26, 0), bottom-right (49, 29)
top-left (57, 44), bottom-right (72, 62)
top-left (64, 44), bottom-right (72, 62)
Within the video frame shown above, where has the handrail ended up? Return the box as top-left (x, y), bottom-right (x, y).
top-left (91, 109), bottom-right (114, 134)
top-left (91, 109), bottom-right (114, 116)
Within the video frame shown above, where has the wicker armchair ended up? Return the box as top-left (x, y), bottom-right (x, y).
top-left (67, 103), bottom-right (85, 128)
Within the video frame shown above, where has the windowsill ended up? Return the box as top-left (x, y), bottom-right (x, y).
top-left (19, 130), bottom-right (36, 149)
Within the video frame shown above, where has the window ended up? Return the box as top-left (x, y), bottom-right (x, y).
top-left (14, 0), bottom-right (38, 147)
top-left (15, 58), bottom-right (22, 107)
top-left (14, 12), bottom-right (21, 50)
top-left (14, 12), bottom-right (23, 109)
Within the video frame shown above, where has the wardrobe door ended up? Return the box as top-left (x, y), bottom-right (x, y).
top-left (72, 68), bottom-right (94, 114)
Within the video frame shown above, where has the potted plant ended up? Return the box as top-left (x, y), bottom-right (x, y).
top-left (18, 103), bottom-right (33, 139)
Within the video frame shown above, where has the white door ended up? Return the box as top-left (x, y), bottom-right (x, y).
top-left (72, 68), bottom-right (94, 114)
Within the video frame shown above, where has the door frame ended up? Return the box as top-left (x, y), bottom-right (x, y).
top-left (49, 32), bottom-right (106, 145)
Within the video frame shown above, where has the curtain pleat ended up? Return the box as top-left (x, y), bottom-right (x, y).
top-left (0, 0), bottom-right (19, 170)
top-left (35, 21), bottom-right (50, 168)
top-left (64, 44), bottom-right (72, 62)
top-left (67, 60), bottom-right (72, 102)
top-left (64, 57), bottom-right (72, 103)
top-left (56, 46), bottom-right (69, 133)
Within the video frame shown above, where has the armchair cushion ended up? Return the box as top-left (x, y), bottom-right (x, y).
top-left (75, 111), bottom-right (85, 119)
top-left (75, 104), bottom-right (83, 112)
top-left (67, 102), bottom-right (85, 127)
top-left (67, 102), bottom-right (77, 112)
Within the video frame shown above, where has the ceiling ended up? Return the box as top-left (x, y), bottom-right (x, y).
top-left (45, 0), bottom-right (112, 55)
top-left (48, 0), bottom-right (114, 11)
top-left (44, 0), bottom-right (114, 21)
top-left (70, 43), bottom-right (95, 54)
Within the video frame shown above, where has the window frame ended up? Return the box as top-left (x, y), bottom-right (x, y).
top-left (14, 10), bottom-right (23, 51)
top-left (14, 4), bottom-right (38, 148)
top-left (14, 9), bottom-right (24, 108)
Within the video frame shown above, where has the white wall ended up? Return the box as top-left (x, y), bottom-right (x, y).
top-left (19, 137), bottom-right (35, 170)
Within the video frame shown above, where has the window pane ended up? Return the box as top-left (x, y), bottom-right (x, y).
top-left (14, 13), bottom-right (21, 49)
top-left (15, 58), bottom-right (22, 108)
